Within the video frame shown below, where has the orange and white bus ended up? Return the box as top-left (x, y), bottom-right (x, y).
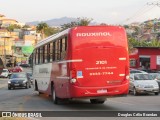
top-left (32, 26), bottom-right (129, 104)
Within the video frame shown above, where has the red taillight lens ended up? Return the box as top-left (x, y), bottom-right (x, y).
top-left (122, 66), bottom-right (129, 83)
top-left (70, 69), bottom-right (76, 79)
top-left (70, 69), bottom-right (79, 85)
top-left (125, 66), bottom-right (129, 75)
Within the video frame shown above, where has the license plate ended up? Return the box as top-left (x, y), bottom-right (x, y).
top-left (14, 84), bottom-right (19, 86)
top-left (97, 89), bottom-right (107, 93)
top-left (146, 90), bottom-right (152, 91)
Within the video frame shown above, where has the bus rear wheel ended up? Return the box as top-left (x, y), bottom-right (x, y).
top-left (90, 99), bottom-right (106, 104)
top-left (51, 86), bottom-right (59, 104)
top-left (25, 83), bottom-right (29, 89)
top-left (35, 81), bottom-right (43, 95)
top-left (8, 86), bottom-right (11, 90)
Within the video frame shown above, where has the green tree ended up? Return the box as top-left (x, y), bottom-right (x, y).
top-left (44, 27), bottom-right (60, 37)
top-left (147, 40), bottom-right (160, 47)
top-left (22, 25), bottom-right (31, 29)
top-left (127, 36), bottom-right (139, 53)
top-left (36, 22), bottom-right (49, 39)
top-left (77, 17), bottom-right (93, 26)
top-left (133, 26), bottom-right (140, 36)
top-left (61, 21), bottom-right (78, 30)
top-left (128, 34), bottom-right (160, 52)
top-left (123, 25), bottom-right (129, 29)
top-left (61, 17), bottom-right (93, 30)
top-left (7, 24), bottom-right (21, 32)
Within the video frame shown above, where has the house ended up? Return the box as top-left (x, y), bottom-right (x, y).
top-left (130, 47), bottom-right (160, 71)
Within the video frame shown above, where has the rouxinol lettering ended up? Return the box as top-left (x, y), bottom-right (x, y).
top-left (76, 32), bottom-right (111, 37)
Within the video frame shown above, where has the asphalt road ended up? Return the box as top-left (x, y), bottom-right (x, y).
top-left (1, 79), bottom-right (160, 111)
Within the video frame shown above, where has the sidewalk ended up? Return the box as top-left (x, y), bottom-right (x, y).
top-left (0, 84), bottom-right (6, 89)
top-left (0, 79), bottom-right (7, 88)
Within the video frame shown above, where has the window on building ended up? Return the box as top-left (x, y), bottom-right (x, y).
top-left (130, 59), bottom-right (136, 67)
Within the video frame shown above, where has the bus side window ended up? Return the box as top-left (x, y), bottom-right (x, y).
top-left (65, 36), bottom-right (67, 51)
top-left (55, 41), bottom-right (58, 61)
top-left (50, 42), bottom-right (53, 62)
top-left (36, 49), bottom-right (38, 64)
top-left (60, 39), bottom-right (62, 60)
top-left (44, 45), bottom-right (47, 63)
top-left (53, 42), bottom-right (55, 61)
top-left (57, 39), bottom-right (61, 60)
top-left (33, 50), bottom-right (36, 65)
top-left (55, 40), bottom-right (60, 61)
top-left (43, 46), bottom-right (45, 63)
top-left (38, 48), bottom-right (40, 64)
top-left (60, 37), bottom-right (67, 60)
top-left (47, 44), bottom-right (50, 62)
top-left (40, 47), bottom-right (43, 64)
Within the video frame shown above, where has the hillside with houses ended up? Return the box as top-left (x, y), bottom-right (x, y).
top-left (126, 18), bottom-right (160, 47)
top-left (0, 14), bottom-right (42, 66)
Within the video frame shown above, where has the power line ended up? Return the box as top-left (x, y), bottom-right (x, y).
top-left (120, 5), bottom-right (154, 24)
top-left (120, 1), bottom-right (160, 25)
top-left (131, 5), bottom-right (155, 22)
top-left (128, 5), bottom-right (154, 21)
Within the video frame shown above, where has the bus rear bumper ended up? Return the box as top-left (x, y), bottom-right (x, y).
top-left (69, 83), bottom-right (129, 98)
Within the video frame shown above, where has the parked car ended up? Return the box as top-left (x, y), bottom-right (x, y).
top-left (129, 73), bottom-right (159, 95)
top-left (9, 66), bottom-right (23, 73)
top-left (8, 72), bottom-right (31, 90)
top-left (26, 72), bottom-right (33, 84)
top-left (141, 69), bottom-right (157, 73)
top-left (149, 73), bottom-right (160, 90)
top-left (19, 64), bottom-right (30, 68)
top-left (130, 68), bottom-right (147, 74)
top-left (0, 69), bottom-right (11, 78)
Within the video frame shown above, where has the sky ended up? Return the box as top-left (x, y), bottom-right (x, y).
top-left (1, 0), bottom-right (160, 25)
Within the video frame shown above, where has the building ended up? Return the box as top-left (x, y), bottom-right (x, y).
top-left (130, 47), bottom-right (160, 71)
top-left (0, 14), bottom-right (25, 28)
top-left (0, 13), bottom-right (38, 65)
top-left (0, 32), bottom-right (15, 67)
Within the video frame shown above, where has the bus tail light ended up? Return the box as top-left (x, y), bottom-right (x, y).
top-left (70, 69), bottom-right (78, 84)
top-left (70, 69), bottom-right (77, 79)
top-left (125, 65), bottom-right (129, 80)
top-left (122, 66), bottom-right (129, 83)
top-left (126, 75), bottom-right (129, 80)
top-left (70, 78), bottom-right (77, 83)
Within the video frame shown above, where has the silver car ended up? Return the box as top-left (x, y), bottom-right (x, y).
top-left (149, 73), bottom-right (160, 90)
top-left (129, 73), bottom-right (159, 95)
top-left (130, 68), bottom-right (147, 74)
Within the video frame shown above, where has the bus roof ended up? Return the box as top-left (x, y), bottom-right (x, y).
top-left (35, 28), bottom-right (70, 48)
top-left (35, 25), bottom-right (126, 49)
